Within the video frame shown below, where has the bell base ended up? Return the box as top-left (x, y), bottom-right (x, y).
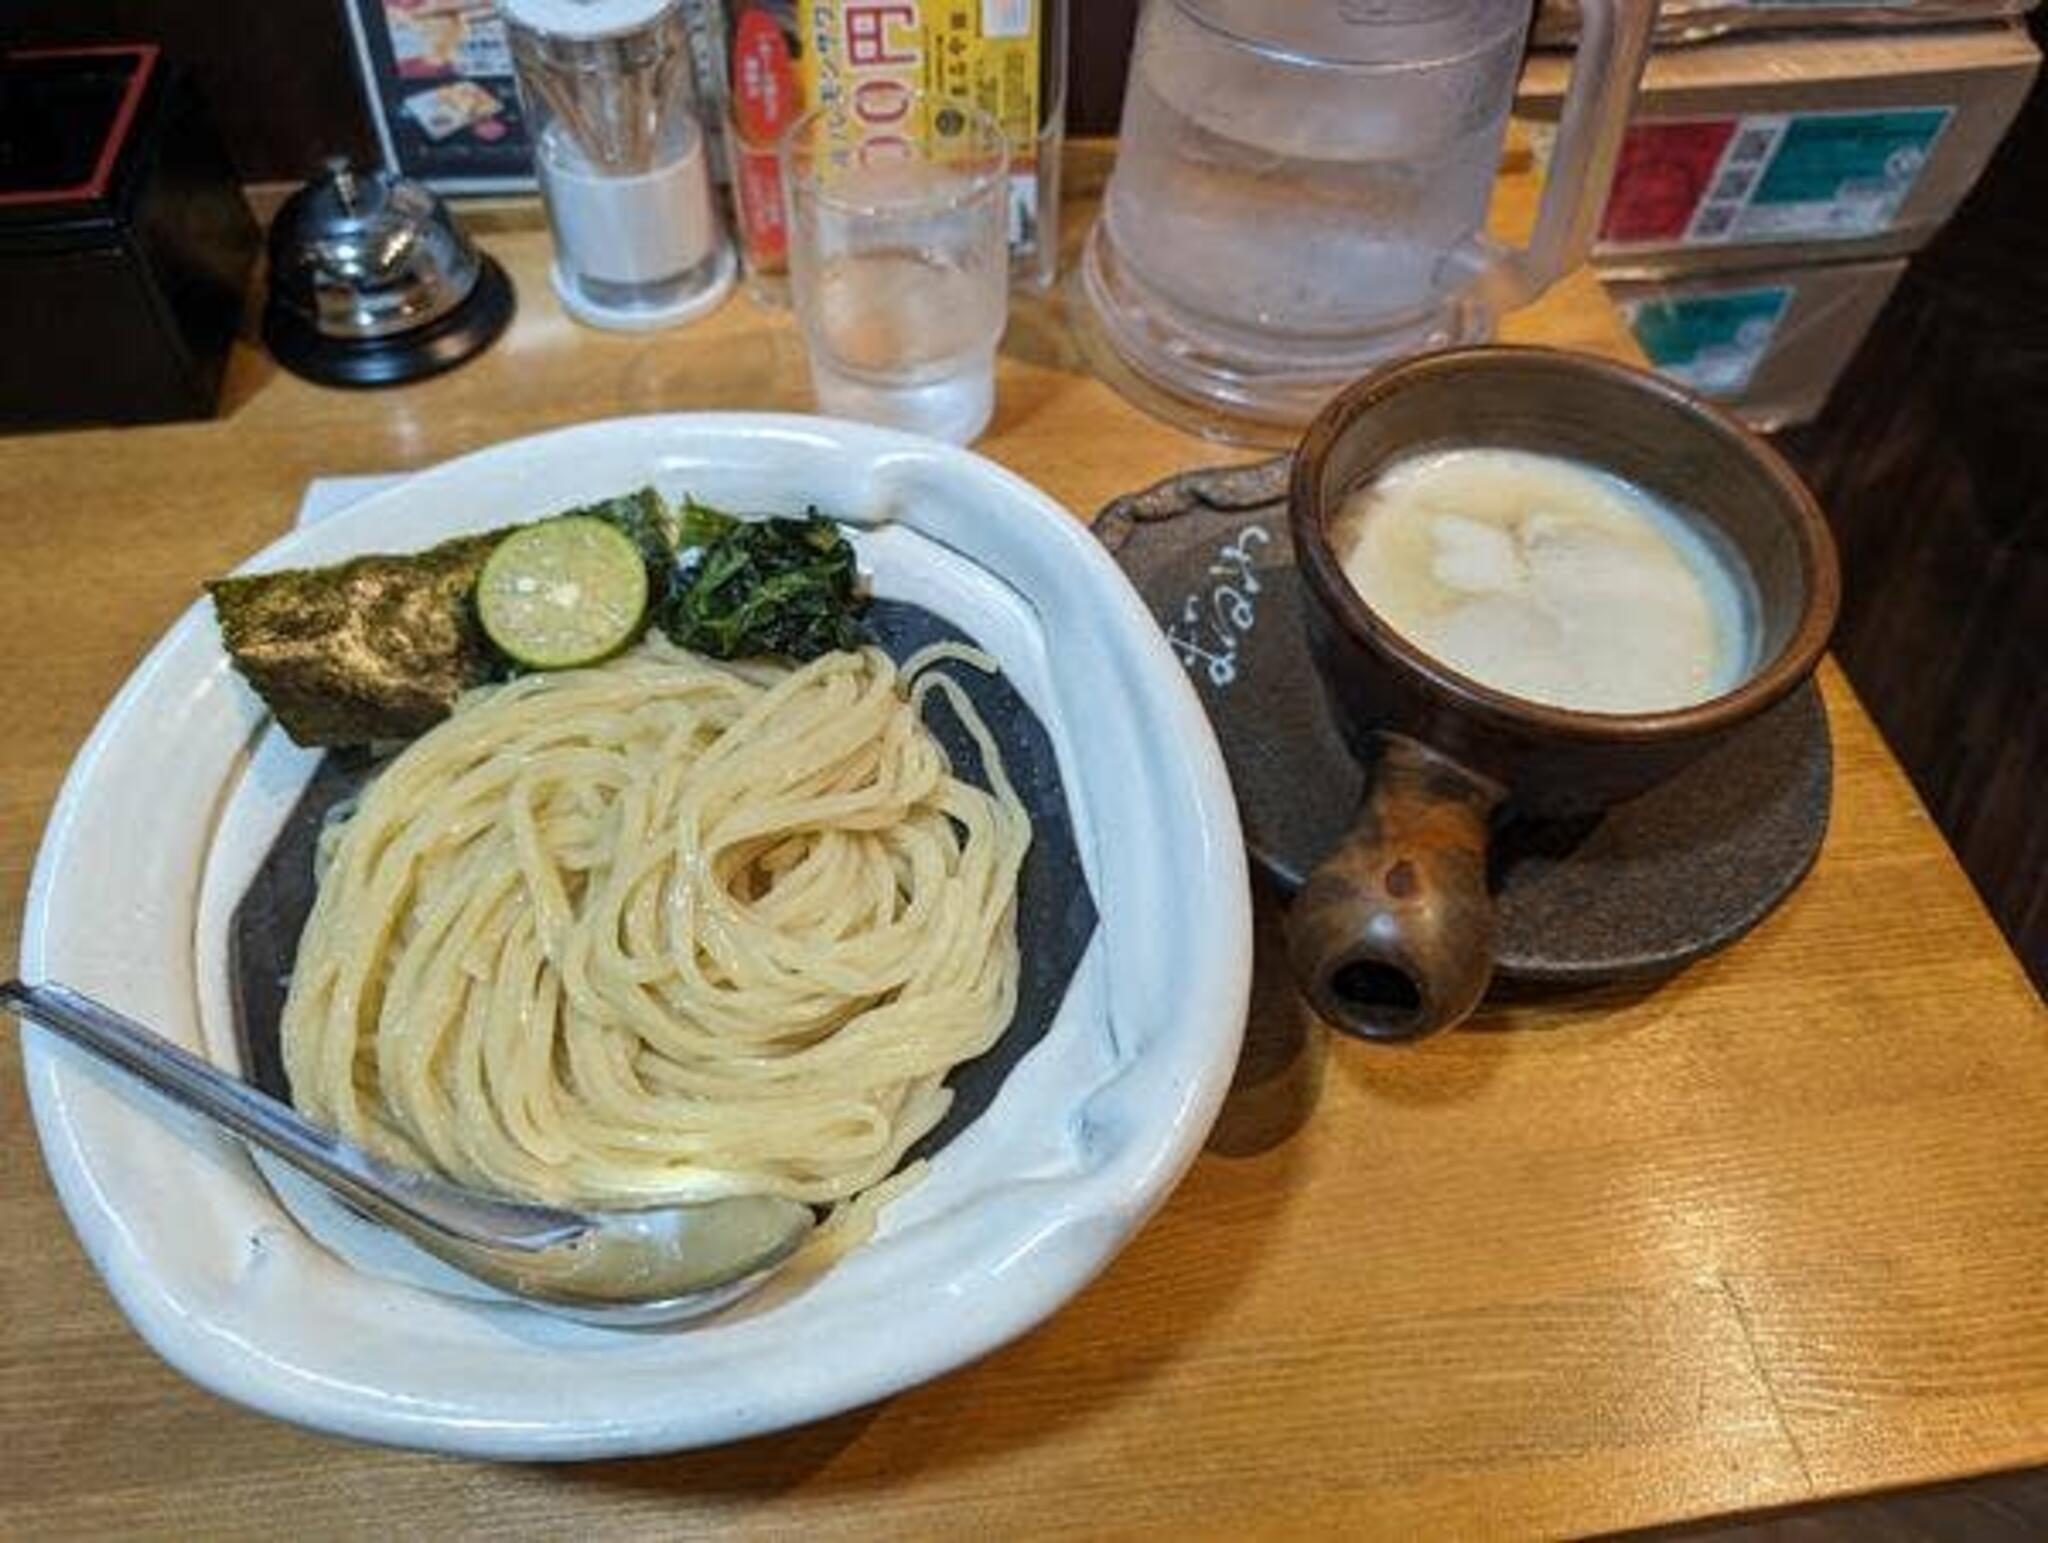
top-left (264, 256), bottom-right (516, 389)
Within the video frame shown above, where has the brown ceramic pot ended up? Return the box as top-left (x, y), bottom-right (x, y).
top-left (1285, 346), bottom-right (1839, 1041)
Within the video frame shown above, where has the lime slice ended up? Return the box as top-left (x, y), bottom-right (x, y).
top-left (477, 516), bottom-right (650, 670)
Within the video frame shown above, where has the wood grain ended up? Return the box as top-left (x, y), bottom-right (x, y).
top-left (2, 145), bottom-right (2044, 1541)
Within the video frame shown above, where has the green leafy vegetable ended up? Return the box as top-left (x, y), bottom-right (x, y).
top-left (674, 495), bottom-right (738, 555)
top-left (661, 509), bottom-right (867, 661)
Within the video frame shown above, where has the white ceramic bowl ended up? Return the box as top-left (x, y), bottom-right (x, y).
top-left (17, 414), bottom-right (1252, 1459)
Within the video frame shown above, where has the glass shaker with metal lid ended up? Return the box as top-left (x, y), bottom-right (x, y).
top-left (502, 0), bottom-right (735, 330)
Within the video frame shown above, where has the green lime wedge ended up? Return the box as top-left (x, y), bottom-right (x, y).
top-left (477, 515), bottom-right (650, 670)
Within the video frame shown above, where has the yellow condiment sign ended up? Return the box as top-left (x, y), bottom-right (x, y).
top-left (797, 1), bottom-right (1042, 241)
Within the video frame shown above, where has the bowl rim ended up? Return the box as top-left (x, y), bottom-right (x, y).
top-left (1288, 344), bottom-right (1841, 745)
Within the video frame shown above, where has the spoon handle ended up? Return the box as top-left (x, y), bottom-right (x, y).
top-left (2, 979), bottom-right (582, 1251)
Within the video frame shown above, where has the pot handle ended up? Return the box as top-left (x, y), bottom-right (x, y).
top-left (1284, 735), bottom-right (1505, 1041)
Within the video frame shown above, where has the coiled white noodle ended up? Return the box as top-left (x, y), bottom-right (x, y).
top-left (281, 638), bottom-right (1030, 1208)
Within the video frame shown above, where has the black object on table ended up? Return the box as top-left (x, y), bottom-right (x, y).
top-left (0, 45), bottom-right (259, 430)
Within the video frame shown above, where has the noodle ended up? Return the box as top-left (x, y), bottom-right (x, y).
top-left (280, 638), bottom-right (1031, 1208)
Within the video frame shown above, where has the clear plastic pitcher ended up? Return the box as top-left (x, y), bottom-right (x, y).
top-left (1082, 0), bottom-right (1656, 438)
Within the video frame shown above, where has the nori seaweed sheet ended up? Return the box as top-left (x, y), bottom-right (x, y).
top-left (208, 532), bottom-right (506, 747)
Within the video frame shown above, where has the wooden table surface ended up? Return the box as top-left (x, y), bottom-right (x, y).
top-left (4, 147), bottom-right (2045, 1541)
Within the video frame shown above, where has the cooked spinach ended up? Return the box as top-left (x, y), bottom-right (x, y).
top-left (674, 495), bottom-right (737, 556)
top-left (661, 508), bottom-right (868, 661)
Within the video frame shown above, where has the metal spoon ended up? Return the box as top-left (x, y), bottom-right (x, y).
top-left (2, 980), bottom-right (814, 1328)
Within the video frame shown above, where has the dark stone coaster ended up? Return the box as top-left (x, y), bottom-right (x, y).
top-left (228, 597), bottom-right (1098, 1162)
top-left (1097, 458), bottom-right (1832, 986)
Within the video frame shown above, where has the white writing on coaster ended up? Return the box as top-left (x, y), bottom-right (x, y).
top-left (1165, 525), bottom-right (1272, 688)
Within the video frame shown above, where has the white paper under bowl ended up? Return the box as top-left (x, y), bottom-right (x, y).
top-left (17, 414), bottom-right (1252, 1459)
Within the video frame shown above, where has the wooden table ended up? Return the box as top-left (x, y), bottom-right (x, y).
top-left (4, 147), bottom-right (2044, 1541)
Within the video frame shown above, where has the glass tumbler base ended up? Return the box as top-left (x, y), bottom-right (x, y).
top-left (1078, 223), bottom-right (1493, 447)
top-left (807, 355), bottom-right (996, 446)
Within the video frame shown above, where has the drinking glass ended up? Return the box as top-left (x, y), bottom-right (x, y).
top-left (781, 98), bottom-right (1009, 445)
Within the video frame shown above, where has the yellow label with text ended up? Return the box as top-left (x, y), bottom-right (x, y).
top-left (797, 1), bottom-right (1042, 231)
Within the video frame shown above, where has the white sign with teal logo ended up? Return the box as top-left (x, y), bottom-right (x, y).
top-left (1621, 287), bottom-right (1794, 398)
top-left (1685, 108), bottom-right (1952, 243)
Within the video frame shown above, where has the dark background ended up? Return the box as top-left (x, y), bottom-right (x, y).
top-left (0, 0), bottom-right (1145, 182)
top-left (1774, 8), bottom-right (2048, 988)
top-left (1, 0), bottom-right (2037, 969)
top-left (3, 0), bottom-right (382, 180)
